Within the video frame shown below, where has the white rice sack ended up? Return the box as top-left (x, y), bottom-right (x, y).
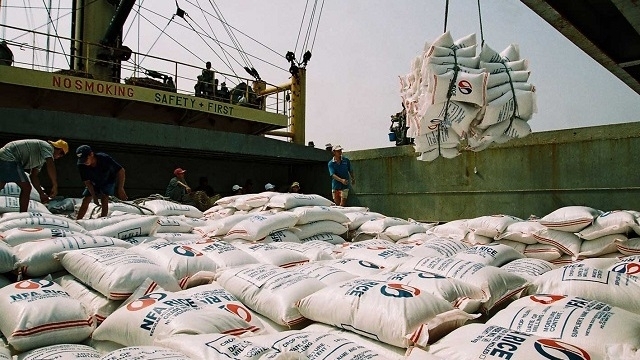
top-left (290, 262), bottom-right (357, 285)
top-left (0, 216), bottom-right (87, 234)
top-left (577, 210), bottom-right (637, 240)
top-left (533, 228), bottom-right (582, 257)
top-left (99, 346), bottom-right (191, 360)
top-left (0, 241), bottom-right (15, 273)
top-left (381, 224), bottom-right (428, 242)
top-left (463, 231), bottom-right (494, 245)
top-left (215, 194), bottom-right (245, 207)
top-left (414, 126), bottom-right (460, 151)
top-left (419, 101), bottom-right (479, 139)
top-left (108, 201), bottom-right (155, 216)
top-left (93, 287), bottom-right (262, 347)
top-left (427, 323), bottom-right (596, 360)
top-left (495, 220), bottom-right (546, 244)
top-left (494, 239), bottom-right (527, 253)
top-left (479, 42), bottom-right (520, 63)
top-left (233, 193), bottom-right (272, 211)
top-left (271, 241), bottom-right (335, 262)
top-left (291, 206), bottom-right (350, 225)
top-left (0, 183), bottom-right (41, 201)
top-left (396, 256), bottom-right (528, 312)
top-left (358, 217), bottom-right (411, 235)
top-left (526, 263), bottom-right (640, 314)
top-left (454, 243), bottom-right (524, 267)
top-left (169, 215), bottom-right (207, 227)
top-left (429, 219), bottom-right (469, 238)
top-left (369, 271), bottom-right (487, 313)
top-left (465, 215), bottom-right (520, 238)
top-left (128, 240), bottom-right (218, 288)
top-left (344, 212), bottom-right (385, 230)
top-left (303, 322), bottom-right (407, 360)
top-left (486, 82), bottom-right (534, 103)
top-left (550, 254), bottom-right (576, 266)
top-left (55, 275), bottom-right (122, 325)
top-left (176, 282), bottom-right (266, 331)
top-left (88, 216), bottom-right (160, 240)
top-left (225, 212), bottom-right (298, 241)
top-left (430, 70), bottom-right (487, 106)
top-left (154, 217), bottom-right (193, 233)
top-left (481, 59), bottom-right (529, 74)
top-left (406, 237), bottom-right (469, 258)
top-left (341, 245), bottom-right (414, 269)
top-left (617, 237), bottom-right (640, 255)
top-left (330, 206), bottom-right (370, 214)
top-left (155, 333), bottom-right (273, 360)
top-left (136, 199), bottom-right (203, 218)
top-left (267, 194), bottom-right (332, 209)
top-left (0, 196), bottom-right (50, 213)
top-left (297, 277), bottom-right (476, 348)
top-left (57, 247), bottom-right (180, 300)
top-left (153, 232), bottom-right (204, 242)
top-left (487, 294), bottom-right (640, 358)
top-left (0, 279), bottom-right (93, 352)
top-left (260, 229), bottom-right (301, 243)
top-left (486, 70), bottom-right (530, 88)
top-left (499, 258), bottom-right (555, 282)
top-left (187, 239), bottom-right (259, 269)
top-left (250, 331), bottom-right (392, 360)
top-left (523, 243), bottom-right (563, 261)
top-left (1, 227), bottom-right (84, 247)
top-left (15, 344), bottom-right (101, 360)
top-left (300, 232), bottom-right (345, 245)
top-left (320, 258), bottom-right (386, 277)
top-left (539, 206), bottom-right (601, 232)
top-left (15, 235), bottom-right (133, 277)
top-left (605, 344), bottom-right (640, 360)
top-left (293, 220), bottom-right (347, 240)
top-left (215, 263), bottom-right (326, 326)
top-left (577, 233), bottom-right (626, 259)
top-left (75, 214), bottom-right (140, 232)
top-left (233, 242), bottom-right (311, 268)
top-left (192, 213), bottom-right (253, 237)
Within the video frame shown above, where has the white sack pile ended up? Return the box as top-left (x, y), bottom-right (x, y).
top-left (399, 31), bottom-right (536, 161)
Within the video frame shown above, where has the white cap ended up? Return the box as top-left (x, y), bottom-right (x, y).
top-left (265, 183), bottom-right (275, 190)
top-left (232, 185), bottom-right (242, 191)
top-left (332, 144), bottom-right (343, 151)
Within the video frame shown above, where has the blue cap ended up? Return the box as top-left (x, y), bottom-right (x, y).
top-left (76, 145), bottom-right (92, 164)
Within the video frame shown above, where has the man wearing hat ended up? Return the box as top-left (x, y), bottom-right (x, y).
top-left (0, 138), bottom-right (68, 211)
top-left (165, 167), bottom-right (191, 202)
top-left (75, 145), bottom-right (127, 219)
top-left (232, 184), bottom-right (243, 195)
top-left (328, 145), bottom-right (355, 206)
top-left (264, 183), bottom-right (276, 192)
top-left (289, 181), bottom-right (301, 193)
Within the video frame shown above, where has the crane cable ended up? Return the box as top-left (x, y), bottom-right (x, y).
top-left (294, 0), bottom-right (324, 64)
top-left (41, 0), bottom-right (69, 67)
top-left (193, 0), bottom-right (236, 74)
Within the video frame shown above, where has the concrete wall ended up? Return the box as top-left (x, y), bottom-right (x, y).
top-left (346, 122), bottom-right (640, 221)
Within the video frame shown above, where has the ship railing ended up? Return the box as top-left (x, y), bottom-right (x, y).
top-left (0, 24), bottom-right (291, 119)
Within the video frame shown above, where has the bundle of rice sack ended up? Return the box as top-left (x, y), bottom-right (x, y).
top-left (136, 199), bottom-right (203, 218)
top-left (99, 346), bottom-right (191, 360)
top-left (454, 243), bottom-right (524, 267)
top-left (55, 275), bottom-right (122, 325)
top-left (224, 212), bottom-right (298, 242)
top-left (0, 196), bottom-right (50, 213)
top-left (232, 242), bottom-right (310, 268)
top-left (57, 247), bottom-right (180, 300)
top-left (539, 206), bottom-right (601, 232)
top-left (1, 227), bottom-right (83, 247)
top-left (88, 216), bottom-right (160, 240)
top-left (15, 344), bottom-right (100, 360)
top-left (291, 206), bottom-right (350, 225)
top-left (499, 258), bottom-right (555, 282)
top-left (0, 279), bottom-right (93, 352)
top-left (155, 333), bottom-right (273, 359)
top-left (577, 210), bottom-right (638, 240)
top-left (186, 239), bottom-right (259, 269)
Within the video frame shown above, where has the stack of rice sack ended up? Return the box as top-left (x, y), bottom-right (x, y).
top-left (399, 31), bottom-right (536, 161)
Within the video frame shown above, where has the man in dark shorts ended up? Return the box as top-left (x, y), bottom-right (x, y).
top-left (0, 139), bottom-right (68, 211)
top-left (75, 145), bottom-right (127, 219)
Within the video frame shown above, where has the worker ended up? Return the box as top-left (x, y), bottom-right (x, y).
top-left (0, 139), bottom-right (68, 211)
top-left (328, 145), bottom-right (355, 206)
top-left (165, 168), bottom-right (191, 202)
top-left (75, 145), bottom-right (127, 219)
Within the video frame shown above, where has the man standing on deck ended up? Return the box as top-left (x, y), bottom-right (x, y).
top-left (75, 145), bottom-right (127, 219)
top-left (328, 145), bottom-right (355, 206)
top-left (0, 139), bottom-right (68, 211)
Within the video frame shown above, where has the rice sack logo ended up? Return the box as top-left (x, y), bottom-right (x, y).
top-left (610, 262), bottom-right (640, 276)
top-left (534, 339), bottom-right (591, 360)
top-left (457, 80), bottom-right (472, 95)
top-left (14, 279), bottom-right (55, 290)
top-left (357, 260), bottom-right (383, 270)
top-left (529, 294), bottom-right (566, 305)
top-left (417, 272), bottom-right (445, 280)
top-left (127, 292), bottom-right (199, 334)
top-left (380, 283), bottom-right (421, 298)
top-left (10, 279), bottom-right (65, 302)
top-left (219, 303), bottom-right (253, 322)
top-left (173, 245), bottom-right (204, 257)
top-left (127, 292), bottom-right (168, 311)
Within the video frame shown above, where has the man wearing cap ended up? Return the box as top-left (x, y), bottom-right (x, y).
top-left (232, 184), bottom-right (243, 195)
top-left (289, 182), bottom-right (301, 193)
top-left (328, 145), bottom-right (354, 206)
top-left (75, 145), bottom-right (127, 219)
top-left (0, 139), bottom-right (68, 211)
top-left (264, 183), bottom-right (276, 192)
top-left (165, 168), bottom-right (191, 202)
